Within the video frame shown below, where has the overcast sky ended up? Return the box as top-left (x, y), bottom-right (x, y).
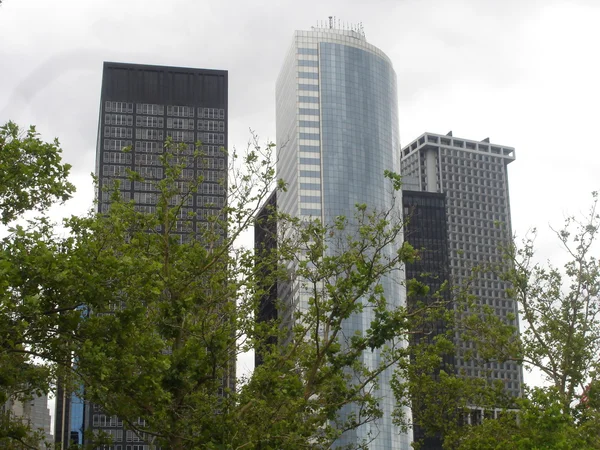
top-left (1, 0), bottom-right (599, 380)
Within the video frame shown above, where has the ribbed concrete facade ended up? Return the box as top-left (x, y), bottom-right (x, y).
top-left (401, 132), bottom-right (523, 399)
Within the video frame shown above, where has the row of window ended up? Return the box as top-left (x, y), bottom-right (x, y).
top-left (104, 102), bottom-right (225, 119)
top-left (137, 129), bottom-right (163, 140)
top-left (104, 139), bottom-right (132, 151)
top-left (135, 141), bottom-right (162, 153)
top-left (101, 191), bottom-right (131, 202)
top-left (102, 178), bottom-right (132, 190)
top-left (103, 152), bottom-right (132, 164)
top-left (131, 192), bottom-right (223, 207)
top-left (92, 414), bottom-right (123, 427)
top-left (299, 108), bottom-right (319, 116)
top-left (105, 102), bottom-right (133, 113)
top-left (105, 127), bottom-right (133, 139)
top-left (198, 158), bottom-right (226, 169)
top-left (93, 429), bottom-right (123, 440)
top-left (134, 154), bottom-right (161, 166)
top-left (197, 196), bottom-right (225, 207)
top-left (105, 114), bottom-right (133, 126)
top-left (300, 157), bottom-right (320, 165)
top-left (198, 120), bottom-right (225, 132)
top-left (168, 118), bottom-right (195, 129)
top-left (103, 166), bottom-right (225, 183)
top-left (299, 83), bottom-right (319, 91)
top-left (136, 116), bottom-right (164, 128)
top-left (299, 96), bottom-right (319, 103)
top-left (199, 170), bottom-right (226, 182)
top-left (299, 71), bottom-right (319, 80)
top-left (128, 142), bottom-right (214, 156)
top-left (134, 141), bottom-right (198, 155)
top-left (200, 183), bottom-right (225, 195)
top-left (169, 130), bottom-right (195, 142)
top-left (197, 132), bottom-right (225, 144)
top-left (168, 105), bottom-right (194, 117)
top-left (299, 132), bottom-right (319, 140)
top-left (126, 430), bottom-right (147, 442)
top-left (167, 106), bottom-right (225, 119)
top-left (298, 59), bottom-right (318, 67)
top-left (137, 103), bottom-right (164, 115)
top-left (299, 120), bottom-right (319, 128)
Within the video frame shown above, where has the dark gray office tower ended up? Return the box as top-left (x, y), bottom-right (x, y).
top-left (401, 131), bottom-right (523, 400)
top-left (96, 62), bottom-right (228, 240)
top-left (254, 190), bottom-right (278, 367)
top-left (56, 62), bottom-right (228, 449)
top-left (402, 190), bottom-right (450, 450)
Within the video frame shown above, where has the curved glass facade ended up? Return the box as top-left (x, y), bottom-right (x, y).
top-left (276, 29), bottom-right (408, 450)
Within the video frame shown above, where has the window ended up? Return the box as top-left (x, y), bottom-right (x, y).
top-left (299, 108), bottom-right (319, 116)
top-left (299, 120), bottom-right (320, 128)
top-left (197, 120), bottom-right (225, 132)
top-left (200, 183), bottom-right (225, 195)
top-left (103, 165), bottom-right (127, 177)
top-left (103, 152), bottom-right (132, 164)
top-left (135, 141), bottom-right (162, 153)
top-left (134, 181), bottom-right (157, 192)
top-left (167, 118), bottom-right (195, 130)
top-left (298, 60), bottom-right (318, 67)
top-left (105, 114), bottom-right (133, 126)
top-left (298, 72), bottom-right (318, 79)
top-left (197, 158), bottom-right (225, 170)
top-left (134, 154), bottom-right (160, 166)
top-left (197, 132), bottom-right (224, 145)
top-left (198, 108), bottom-right (225, 119)
top-left (300, 157), bottom-right (320, 165)
top-left (197, 170), bottom-right (225, 183)
top-left (168, 130), bottom-right (195, 142)
top-left (104, 139), bottom-right (132, 151)
top-left (104, 127), bottom-right (133, 139)
top-left (299, 84), bottom-right (319, 92)
top-left (300, 132), bottom-right (319, 140)
top-left (136, 103), bottom-right (164, 115)
top-left (298, 48), bottom-right (318, 55)
top-left (167, 105), bottom-right (195, 117)
top-left (136, 116), bottom-right (164, 128)
top-left (105, 101), bottom-right (133, 113)
top-left (137, 167), bottom-right (163, 179)
top-left (135, 129), bottom-right (163, 140)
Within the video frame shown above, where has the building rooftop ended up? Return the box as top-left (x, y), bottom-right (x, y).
top-left (401, 131), bottom-right (515, 162)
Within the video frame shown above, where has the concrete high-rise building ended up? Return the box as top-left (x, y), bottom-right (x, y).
top-left (274, 25), bottom-right (408, 449)
top-left (400, 132), bottom-right (523, 400)
top-left (3, 393), bottom-right (53, 448)
top-left (56, 61), bottom-right (229, 448)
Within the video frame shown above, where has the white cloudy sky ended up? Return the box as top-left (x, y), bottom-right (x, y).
top-left (1, 0), bottom-right (599, 380)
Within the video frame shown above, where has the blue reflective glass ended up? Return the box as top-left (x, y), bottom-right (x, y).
top-left (299, 145), bottom-right (320, 152)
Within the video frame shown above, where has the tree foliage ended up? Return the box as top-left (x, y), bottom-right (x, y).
top-left (0, 122), bottom-right (74, 224)
top-left (416, 193), bottom-right (600, 449)
top-left (0, 131), bottom-right (446, 449)
top-left (0, 122), bottom-right (75, 448)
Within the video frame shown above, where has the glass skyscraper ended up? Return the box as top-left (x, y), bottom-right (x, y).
top-left (275, 26), bottom-right (409, 449)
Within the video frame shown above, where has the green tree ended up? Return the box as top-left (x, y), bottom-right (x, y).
top-left (0, 122), bottom-right (74, 224)
top-left (0, 132), bottom-right (451, 449)
top-left (66, 144), bottom-right (429, 449)
top-left (0, 122), bottom-right (75, 449)
top-left (418, 193), bottom-right (600, 449)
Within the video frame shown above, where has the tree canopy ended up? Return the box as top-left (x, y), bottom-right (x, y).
top-left (1, 121), bottom-right (599, 449)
